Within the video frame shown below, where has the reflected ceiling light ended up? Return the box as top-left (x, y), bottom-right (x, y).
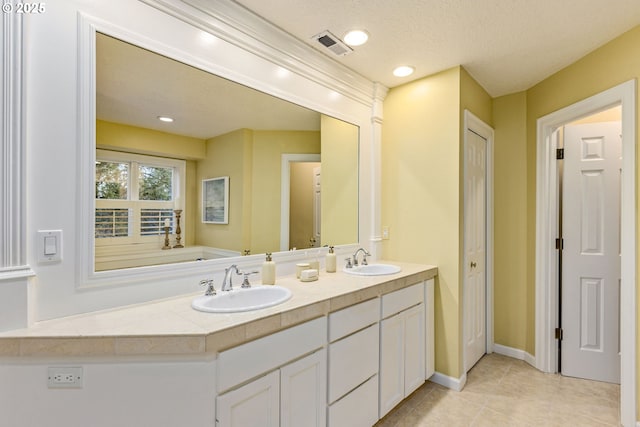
top-left (343, 30), bottom-right (369, 47)
top-left (276, 67), bottom-right (291, 78)
top-left (393, 66), bottom-right (415, 77)
top-left (157, 116), bottom-right (174, 123)
top-left (199, 31), bottom-right (217, 44)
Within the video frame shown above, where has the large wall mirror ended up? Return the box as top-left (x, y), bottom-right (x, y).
top-left (94, 33), bottom-right (359, 271)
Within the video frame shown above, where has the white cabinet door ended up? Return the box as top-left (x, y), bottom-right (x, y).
top-left (216, 370), bottom-right (279, 427)
top-left (379, 313), bottom-right (405, 418)
top-left (281, 349), bottom-right (327, 427)
top-left (404, 303), bottom-right (425, 396)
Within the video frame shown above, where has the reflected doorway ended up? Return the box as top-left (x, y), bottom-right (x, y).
top-left (280, 153), bottom-right (321, 251)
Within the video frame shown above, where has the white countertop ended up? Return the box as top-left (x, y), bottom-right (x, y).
top-left (0, 261), bottom-right (436, 358)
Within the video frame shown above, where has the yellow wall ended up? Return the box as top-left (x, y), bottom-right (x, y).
top-left (320, 115), bottom-right (359, 246)
top-left (489, 25), bottom-right (640, 414)
top-left (492, 92), bottom-right (530, 351)
top-left (382, 66), bottom-right (491, 379)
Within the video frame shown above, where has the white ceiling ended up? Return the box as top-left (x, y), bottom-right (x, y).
top-left (234, 0), bottom-right (640, 96)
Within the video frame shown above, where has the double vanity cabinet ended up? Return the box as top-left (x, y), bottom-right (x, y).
top-left (0, 262), bottom-right (436, 427)
top-left (214, 278), bottom-right (435, 427)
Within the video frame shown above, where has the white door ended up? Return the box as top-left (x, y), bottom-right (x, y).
top-left (280, 349), bottom-right (327, 427)
top-left (312, 166), bottom-right (321, 248)
top-left (379, 313), bottom-right (404, 418)
top-left (562, 121), bottom-right (621, 384)
top-left (464, 129), bottom-right (487, 372)
top-left (403, 303), bottom-right (426, 396)
top-left (216, 370), bottom-right (280, 426)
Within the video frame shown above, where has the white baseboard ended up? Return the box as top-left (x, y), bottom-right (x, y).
top-left (429, 371), bottom-right (467, 392)
top-left (493, 343), bottom-right (536, 368)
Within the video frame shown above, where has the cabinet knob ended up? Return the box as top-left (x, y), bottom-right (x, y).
top-left (470, 262), bottom-right (477, 269)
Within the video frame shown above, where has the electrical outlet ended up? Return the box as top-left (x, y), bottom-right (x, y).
top-left (382, 226), bottom-right (390, 240)
top-left (48, 367), bottom-right (83, 389)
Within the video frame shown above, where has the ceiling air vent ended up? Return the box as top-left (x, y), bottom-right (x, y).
top-left (312, 31), bottom-right (353, 56)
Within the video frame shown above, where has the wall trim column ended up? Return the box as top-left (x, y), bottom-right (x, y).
top-left (0, 6), bottom-right (33, 332)
top-left (369, 82), bottom-right (388, 260)
top-left (1, 2), bottom-right (27, 269)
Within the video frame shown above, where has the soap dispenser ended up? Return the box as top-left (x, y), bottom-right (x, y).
top-left (262, 252), bottom-right (276, 285)
top-left (326, 246), bottom-right (336, 273)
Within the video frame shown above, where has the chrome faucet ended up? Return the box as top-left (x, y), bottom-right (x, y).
top-left (221, 264), bottom-right (242, 291)
top-left (199, 279), bottom-right (216, 296)
top-left (352, 248), bottom-right (371, 267)
top-left (241, 271), bottom-right (259, 288)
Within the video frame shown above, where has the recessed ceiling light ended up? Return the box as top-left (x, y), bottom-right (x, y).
top-left (393, 66), bottom-right (415, 77)
top-left (157, 116), bottom-right (174, 123)
top-left (343, 30), bottom-right (369, 47)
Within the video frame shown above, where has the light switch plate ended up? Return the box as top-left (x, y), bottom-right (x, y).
top-left (37, 230), bottom-right (62, 263)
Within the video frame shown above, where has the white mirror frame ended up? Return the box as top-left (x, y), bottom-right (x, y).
top-left (75, 0), bottom-right (384, 294)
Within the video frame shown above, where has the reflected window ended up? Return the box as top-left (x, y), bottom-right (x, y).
top-left (95, 150), bottom-right (184, 242)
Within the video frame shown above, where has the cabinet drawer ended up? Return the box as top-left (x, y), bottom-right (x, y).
top-left (329, 298), bottom-right (380, 342)
top-left (381, 282), bottom-right (424, 319)
top-left (328, 323), bottom-right (379, 403)
top-left (328, 374), bottom-right (378, 427)
top-left (217, 317), bottom-right (327, 393)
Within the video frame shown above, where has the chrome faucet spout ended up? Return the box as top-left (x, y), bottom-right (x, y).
top-left (221, 264), bottom-right (242, 291)
top-left (352, 248), bottom-right (371, 267)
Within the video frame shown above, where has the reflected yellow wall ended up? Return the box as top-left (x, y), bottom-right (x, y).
top-left (382, 66), bottom-right (491, 379)
top-left (96, 120), bottom-right (205, 159)
top-left (195, 129), bottom-right (252, 252)
top-left (321, 115), bottom-right (359, 246)
top-left (96, 120), bottom-right (205, 246)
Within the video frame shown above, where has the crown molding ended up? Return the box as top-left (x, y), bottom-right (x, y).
top-left (140, 0), bottom-right (384, 107)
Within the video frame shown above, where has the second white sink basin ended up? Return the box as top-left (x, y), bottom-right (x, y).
top-left (343, 263), bottom-right (401, 276)
top-left (192, 286), bottom-right (292, 313)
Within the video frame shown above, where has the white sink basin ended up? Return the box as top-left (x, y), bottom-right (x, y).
top-left (343, 263), bottom-right (401, 276)
top-left (192, 286), bottom-right (292, 313)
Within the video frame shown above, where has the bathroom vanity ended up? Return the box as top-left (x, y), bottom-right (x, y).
top-left (0, 262), bottom-right (436, 426)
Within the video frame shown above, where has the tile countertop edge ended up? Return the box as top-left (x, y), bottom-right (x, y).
top-left (0, 262), bottom-right (437, 358)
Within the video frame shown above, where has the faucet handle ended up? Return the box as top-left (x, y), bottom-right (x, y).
top-left (241, 271), bottom-right (259, 288)
top-left (345, 257), bottom-right (353, 269)
top-left (199, 279), bottom-right (216, 296)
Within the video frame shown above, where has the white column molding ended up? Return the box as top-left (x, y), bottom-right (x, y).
top-left (368, 82), bottom-right (388, 260)
top-left (0, 6), bottom-right (32, 331)
top-left (1, 2), bottom-right (27, 269)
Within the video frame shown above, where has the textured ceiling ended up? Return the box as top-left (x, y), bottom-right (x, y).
top-left (234, 0), bottom-right (640, 96)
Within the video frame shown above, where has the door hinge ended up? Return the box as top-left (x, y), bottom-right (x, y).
top-left (556, 148), bottom-right (564, 160)
top-left (555, 238), bottom-right (563, 250)
top-left (555, 327), bottom-right (563, 340)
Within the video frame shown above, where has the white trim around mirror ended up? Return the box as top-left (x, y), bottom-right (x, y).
top-left (72, 2), bottom-right (379, 297)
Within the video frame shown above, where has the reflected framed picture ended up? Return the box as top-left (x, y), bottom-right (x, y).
top-left (202, 176), bottom-right (229, 224)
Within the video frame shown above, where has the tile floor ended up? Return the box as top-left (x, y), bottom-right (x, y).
top-left (375, 353), bottom-right (620, 426)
